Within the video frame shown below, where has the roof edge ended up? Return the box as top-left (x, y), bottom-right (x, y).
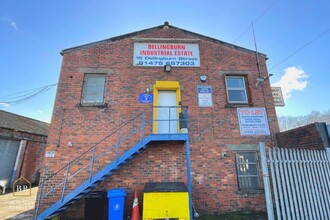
top-left (168, 24), bottom-right (267, 58)
top-left (61, 23), bottom-right (165, 55)
top-left (0, 110), bottom-right (49, 136)
top-left (0, 125), bottom-right (48, 137)
top-left (61, 22), bottom-right (267, 58)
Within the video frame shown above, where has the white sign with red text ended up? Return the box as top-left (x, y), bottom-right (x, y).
top-left (133, 43), bottom-right (200, 67)
top-left (237, 107), bottom-right (270, 136)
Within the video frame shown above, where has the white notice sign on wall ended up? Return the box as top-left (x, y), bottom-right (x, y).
top-left (197, 85), bottom-right (212, 107)
top-left (237, 107), bottom-right (270, 136)
top-left (45, 151), bottom-right (55, 158)
top-left (271, 87), bottom-right (285, 106)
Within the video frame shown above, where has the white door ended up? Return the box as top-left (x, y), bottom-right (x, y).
top-left (157, 91), bottom-right (178, 134)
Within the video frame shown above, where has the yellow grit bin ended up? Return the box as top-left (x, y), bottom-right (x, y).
top-left (143, 182), bottom-right (190, 220)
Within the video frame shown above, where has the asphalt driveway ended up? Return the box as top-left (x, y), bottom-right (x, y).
top-left (0, 187), bottom-right (37, 220)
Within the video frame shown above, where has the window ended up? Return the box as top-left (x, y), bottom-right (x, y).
top-left (225, 76), bottom-right (248, 104)
top-left (235, 152), bottom-right (262, 190)
top-left (81, 74), bottom-right (106, 105)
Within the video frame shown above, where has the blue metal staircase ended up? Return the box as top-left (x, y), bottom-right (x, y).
top-left (34, 107), bottom-right (192, 220)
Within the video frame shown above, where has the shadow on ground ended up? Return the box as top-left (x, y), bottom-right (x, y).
top-left (5, 209), bottom-right (35, 220)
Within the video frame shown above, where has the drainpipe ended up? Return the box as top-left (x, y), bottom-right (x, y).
top-left (10, 140), bottom-right (25, 186)
top-left (17, 141), bottom-right (28, 179)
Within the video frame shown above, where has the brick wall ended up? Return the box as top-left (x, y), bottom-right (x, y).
top-left (276, 122), bottom-right (330, 150)
top-left (40, 24), bottom-right (279, 218)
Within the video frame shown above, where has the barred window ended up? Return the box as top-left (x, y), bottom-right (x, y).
top-left (81, 74), bottom-right (106, 105)
top-left (235, 152), bottom-right (262, 189)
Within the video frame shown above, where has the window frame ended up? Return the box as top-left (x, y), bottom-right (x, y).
top-left (81, 73), bottom-right (106, 106)
top-left (225, 75), bottom-right (248, 104)
top-left (235, 151), bottom-right (263, 190)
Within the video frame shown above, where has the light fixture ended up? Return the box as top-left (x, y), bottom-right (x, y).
top-left (255, 77), bottom-right (265, 87)
top-left (164, 65), bottom-right (171, 72)
top-left (200, 75), bottom-right (207, 82)
top-left (255, 74), bottom-right (273, 87)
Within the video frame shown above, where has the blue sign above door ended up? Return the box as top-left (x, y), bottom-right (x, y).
top-left (139, 94), bottom-right (153, 103)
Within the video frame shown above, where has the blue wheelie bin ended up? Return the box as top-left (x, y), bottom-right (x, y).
top-left (107, 188), bottom-right (126, 220)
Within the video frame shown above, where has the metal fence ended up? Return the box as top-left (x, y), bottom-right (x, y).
top-left (260, 143), bottom-right (330, 220)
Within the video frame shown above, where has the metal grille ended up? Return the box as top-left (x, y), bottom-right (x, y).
top-left (235, 152), bottom-right (262, 189)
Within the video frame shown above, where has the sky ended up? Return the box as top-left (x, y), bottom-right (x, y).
top-left (1, 0), bottom-right (329, 123)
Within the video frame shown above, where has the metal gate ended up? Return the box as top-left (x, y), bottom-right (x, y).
top-left (260, 143), bottom-right (330, 220)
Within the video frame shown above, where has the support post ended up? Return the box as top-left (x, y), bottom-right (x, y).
top-left (89, 145), bottom-right (97, 182)
top-left (61, 163), bottom-right (71, 202)
top-left (259, 142), bottom-right (275, 220)
top-left (34, 182), bottom-right (44, 220)
top-left (116, 129), bottom-right (120, 162)
top-left (185, 138), bottom-right (193, 219)
top-left (326, 148), bottom-right (330, 159)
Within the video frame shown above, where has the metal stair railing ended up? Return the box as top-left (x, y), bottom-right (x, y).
top-left (35, 106), bottom-right (188, 219)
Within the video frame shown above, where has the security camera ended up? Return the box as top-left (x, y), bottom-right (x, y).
top-left (222, 152), bottom-right (228, 157)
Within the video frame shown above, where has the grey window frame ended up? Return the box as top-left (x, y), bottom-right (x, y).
top-left (235, 151), bottom-right (262, 190)
top-left (81, 73), bottom-right (106, 105)
top-left (225, 76), bottom-right (248, 104)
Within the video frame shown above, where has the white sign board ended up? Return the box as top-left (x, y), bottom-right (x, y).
top-left (197, 85), bottom-right (212, 107)
top-left (45, 151), bottom-right (55, 158)
top-left (237, 107), bottom-right (270, 136)
top-left (271, 87), bottom-right (285, 106)
top-left (133, 43), bottom-right (200, 67)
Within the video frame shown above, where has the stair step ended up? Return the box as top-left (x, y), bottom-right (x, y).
top-left (57, 206), bottom-right (67, 212)
top-left (94, 177), bottom-right (105, 182)
top-left (51, 206), bottom-right (68, 217)
top-left (112, 166), bottom-right (120, 170)
top-left (48, 213), bottom-right (59, 219)
top-left (92, 181), bottom-right (102, 186)
top-left (82, 188), bottom-right (92, 193)
top-left (104, 172), bottom-right (113, 177)
top-left (36, 134), bottom-right (155, 220)
top-left (66, 200), bottom-right (77, 206)
top-left (74, 194), bottom-right (84, 199)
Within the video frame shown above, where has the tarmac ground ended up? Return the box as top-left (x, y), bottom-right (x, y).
top-left (0, 187), bottom-right (37, 220)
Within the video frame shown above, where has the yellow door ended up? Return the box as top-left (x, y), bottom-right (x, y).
top-left (153, 81), bottom-right (181, 134)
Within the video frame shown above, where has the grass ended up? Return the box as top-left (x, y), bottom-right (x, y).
top-left (197, 212), bottom-right (268, 220)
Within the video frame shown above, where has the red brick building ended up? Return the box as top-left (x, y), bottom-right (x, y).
top-left (36, 22), bottom-right (279, 219)
top-left (0, 110), bottom-right (48, 193)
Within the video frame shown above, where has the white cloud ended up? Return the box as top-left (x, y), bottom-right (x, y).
top-left (2, 17), bottom-right (18, 30)
top-left (0, 102), bottom-right (10, 107)
top-left (10, 21), bottom-right (18, 30)
top-left (271, 66), bottom-right (308, 100)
